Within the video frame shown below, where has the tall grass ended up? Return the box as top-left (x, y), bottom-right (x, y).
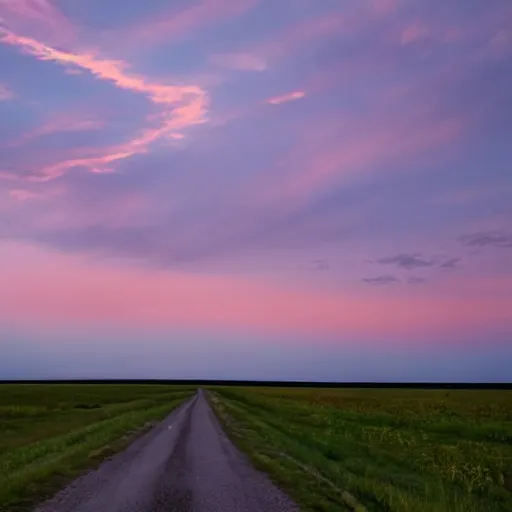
top-left (0, 384), bottom-right (194, 511)
top-left (211, 387), bottom-right (512, 512)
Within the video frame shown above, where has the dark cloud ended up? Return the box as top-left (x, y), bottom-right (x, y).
top-left (376, 252), bottom-right (463, 271)
top-left (362, 275), bottom-right (400, 286)
top-left (312, 260), bottom-right (330, 271)
top-left (440, 257), bottom-right (461, 269)
top-left (376, 253), bottom-right (434, 269)
top-left (407, 277), bottom-right (426, 285)
top-left (460, 231), bottom-right (512, 249)
top-left (6, 181), bottom-right (366, 267)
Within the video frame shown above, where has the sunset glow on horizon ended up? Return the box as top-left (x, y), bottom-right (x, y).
top-left (1, 0), bottom-right (511, 381)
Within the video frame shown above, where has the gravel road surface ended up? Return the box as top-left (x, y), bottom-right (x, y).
top-left (35, 389), bottom-right (299, 512)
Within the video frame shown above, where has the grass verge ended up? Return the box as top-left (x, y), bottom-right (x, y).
top-left (0, 384), bottom-right (195, 511)
top-left (209, 387), bottom-right (512, 512)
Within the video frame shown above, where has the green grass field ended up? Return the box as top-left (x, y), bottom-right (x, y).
top-left (0, 384), bottom-right (194, 511)
top-left (210, 387), bottom-right (512, 512)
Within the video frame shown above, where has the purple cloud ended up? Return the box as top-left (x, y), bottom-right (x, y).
top-left (362, 275), bottom-right (400, 286)
top-left (407, 277), bottom-right (427, 285)
top-left (440, 257), bottom-right (461, 269)
top-left (312, 260), bottom-right (330, 271)
top-left (460, 231), bottom-right (512, 249)
top-left (377, 253), bottom-right (434, 270)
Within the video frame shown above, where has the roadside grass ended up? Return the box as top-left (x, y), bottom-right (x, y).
top-left (209, 387), bottom-right (512, 512)
top-left (0, 384), bottom-right (195, 511)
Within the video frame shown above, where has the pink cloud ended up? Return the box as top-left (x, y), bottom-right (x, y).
top-left (0, 28), bottom-right (208, 180)
top-left (0, 30), bottom-right (204, 103)
top-left (370, 0), bottom-right (400, 17)
top-left (0, 83), bottom-right (14, 101)
top-left (0, 0), bottom-right (66, 26)
top-left (210, 52), bottom-right (266, 71)
top-left (210, 90), bottom-right (304, 128)
top-left (397, 22), bottom-right (465, 48)
top-left (0, 170), bottom-right (20, 181)
top-left (10, 113), bottom-right (105, 146)
top-left (7, 184), bottom-right (62, 203)
top-left (249, 2), bottom-right (401, 65)
top-left (254, 13), bottom-right (345, 62)
top-left (8, 188), bottom-right (41, 201)
top-left (267, 91), bottom-right (305, 105)
top-left (400, 21), bottom-right (430, 45)
top-left (113, 0), bottom-right (259, 48)
top-left (252, 56), bottom-right (474, 204)
top-left (488, 30), bottom-right (512, 59)
top-left (1, 242), bottom-right (510, 337)
top-left (0, 0), bottom-right (75, 43)
top-left (18, 188), bottom-right (148, 232)
top-left (262, 112), bottom-right (462, 202)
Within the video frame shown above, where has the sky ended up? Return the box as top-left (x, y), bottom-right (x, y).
top-left (1, 0), bottom-right (511, 382)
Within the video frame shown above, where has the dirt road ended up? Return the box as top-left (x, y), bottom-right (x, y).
top-left (35, 389), bottom-right (298, 512)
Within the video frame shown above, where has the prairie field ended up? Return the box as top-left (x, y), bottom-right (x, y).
top-left (0, 384), bottom-right (194, 511)
top-left (210, 387), bottom-right (512, 512)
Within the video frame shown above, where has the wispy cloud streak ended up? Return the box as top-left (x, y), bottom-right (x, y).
top-left (362, 275), bottom-right (400, 286)
top-left (10, 114), bottom-right (105, 146)
top-left (113, 0), bottom-right (259, 48)
top-left (267, 91), bottom-right (305, 105)
top-left (211, 52), bottom-right (266, 71)
top-left (0, 0), bottom-right (75, 43)
top-left (0, 27), bottom-right (208, 179)
top-left (0, 83), bottom-right (13, 100)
